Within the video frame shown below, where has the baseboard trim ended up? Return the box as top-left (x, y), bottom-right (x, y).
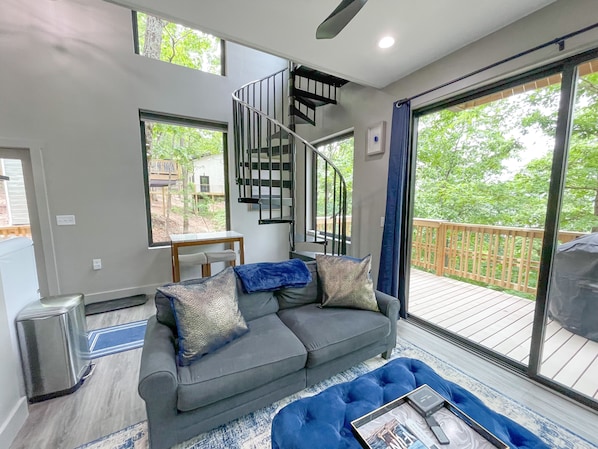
top-left (0, 396), bottom-right (28, 449)
top-left (84, 283), bottom-right (164, 304)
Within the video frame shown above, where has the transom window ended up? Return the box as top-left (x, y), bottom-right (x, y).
top-left (133, 12), bottom-right (223, 75)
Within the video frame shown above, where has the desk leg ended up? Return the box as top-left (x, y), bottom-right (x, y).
top-left (238, 237), bottom-right (245, 265)
top-left (172, 244), bottom-right (181, 282)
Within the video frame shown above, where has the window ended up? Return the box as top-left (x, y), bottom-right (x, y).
top-left (199, 175), bottom-right (210, 193)
top-left (133, 12), bottom-right (223, 75)
top-left (314, 133), bottom-right (354, 238)
top-left (140, 111), bottom-right (228, 246)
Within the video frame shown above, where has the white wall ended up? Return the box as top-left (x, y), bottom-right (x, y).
top-left (0, 0), bottom-right (289, 302)
top-left (302, 0), bottom-right (598, 282)
top-left (0, 238), bottom-right (39, 448)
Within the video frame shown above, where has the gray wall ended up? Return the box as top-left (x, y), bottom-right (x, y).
top-left (2, 0), bottom-right (598, 301)
top-left (0, 0), bottom-right (289, 301)
top-left (302, 0), bottom-right (598, 282)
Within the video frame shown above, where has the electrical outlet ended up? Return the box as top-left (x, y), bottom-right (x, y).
top-left (380, 216), bottom-right (385, 228)
top-left (56, 215), bottom-right (76, 226)
top-left (92, 259), bottom-right (102, 270)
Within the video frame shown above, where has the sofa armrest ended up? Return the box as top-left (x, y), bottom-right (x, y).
top-left (375, 289), bottom-right (400, 319)
top-left (138, 316), bottom-right (178, 401)
top-left (375, 290), bottom-right (400, 359)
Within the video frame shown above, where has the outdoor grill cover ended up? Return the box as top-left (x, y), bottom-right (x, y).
top-left (548, 233), bottom-right (598, 342)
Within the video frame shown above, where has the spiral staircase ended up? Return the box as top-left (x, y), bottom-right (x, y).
top-left (232, 64), bottom-right (349, 257)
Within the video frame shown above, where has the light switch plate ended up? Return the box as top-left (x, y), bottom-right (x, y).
top-left (56, 215), bottom-right (76, 226)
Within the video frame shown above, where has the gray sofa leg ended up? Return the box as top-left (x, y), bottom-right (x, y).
top-left (382, 349), bottom-right (392, 359)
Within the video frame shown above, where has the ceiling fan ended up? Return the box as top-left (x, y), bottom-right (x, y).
top-left (316, 0), bottom-right (368, 39)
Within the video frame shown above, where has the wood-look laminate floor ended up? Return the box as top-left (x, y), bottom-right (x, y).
top-left (10, 298), bottom-right (155, 449)
top-left (9, 297), bottom-right (598, 449)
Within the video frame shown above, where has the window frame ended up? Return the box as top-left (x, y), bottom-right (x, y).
top-left (139, 110), bottom-right (230, 247)
top-left (309, 131), bottom-right (354, 242)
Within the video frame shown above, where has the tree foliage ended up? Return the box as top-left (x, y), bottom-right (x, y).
top-left (414, 67), bottom-right (598, 233)
top-left (316, 136), bottom-right (354, 217)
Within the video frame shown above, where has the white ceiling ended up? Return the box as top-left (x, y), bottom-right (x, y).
top-left (111, 0), bottom-right (557, 89)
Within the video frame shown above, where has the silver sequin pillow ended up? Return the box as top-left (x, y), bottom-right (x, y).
top-left (316, 254), bottom-right (379, 312)
top-left (157, 268), bottom-right (249, 366)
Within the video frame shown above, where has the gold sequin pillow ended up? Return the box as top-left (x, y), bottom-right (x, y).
top-left (316, 254), bottom-right (379, 312)
top-left (157, 268), bottom-right (249, 366)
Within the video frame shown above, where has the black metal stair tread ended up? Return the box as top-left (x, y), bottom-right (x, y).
top-left (259, 217), bottom-right (294, 224)
top-left (290, 106), bottom-right (315, 126)
top-left (293, 88), bottom-right (337, 106)
top-left (238, 197), bottom-right (292, 206)
top-left (240, 161), bottom-right (291, 171)
top-left (238, 178), bottom-right (293, 188)
top-left (249, 145), bottom-right (291, 155)
top-left (293, 66), bottom-right (349, 87)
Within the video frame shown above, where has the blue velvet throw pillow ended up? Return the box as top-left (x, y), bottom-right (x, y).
top-left (157, 268), bottom-right (249, 366)
top-left (234, 259), bottom-right (312, 293)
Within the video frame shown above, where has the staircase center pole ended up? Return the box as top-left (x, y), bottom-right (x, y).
top-left (288, 62), bottom-right (297, 252)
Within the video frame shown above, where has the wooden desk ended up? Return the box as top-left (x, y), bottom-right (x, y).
top-left (170, 231), bottom-right (244, 282)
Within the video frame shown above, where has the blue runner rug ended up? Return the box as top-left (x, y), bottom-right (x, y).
top-left (87, 320), bottom-right (147, 359)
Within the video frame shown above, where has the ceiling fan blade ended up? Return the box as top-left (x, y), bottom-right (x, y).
top-left (316, 0), bottom-right (368, 39)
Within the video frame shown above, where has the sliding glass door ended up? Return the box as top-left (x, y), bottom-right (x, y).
top-left (540, 58), bottom-right (598, 402)
top-left (407, 51), bottom-right (598, 407)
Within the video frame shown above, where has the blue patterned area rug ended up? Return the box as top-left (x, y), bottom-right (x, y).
top-left (77, 337), bottom-right (596, 449)
top-left (87, 320), bottom-right (147, 359)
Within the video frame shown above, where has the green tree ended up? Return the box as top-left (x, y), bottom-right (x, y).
top-left (514, 72), bottom-right (598, 232)
top-left (136, 12), bottom-right (221, 74)
top-left (414, 99), bottom-right (525, 225)
top-left (148, 123), bottom-right (223, 233)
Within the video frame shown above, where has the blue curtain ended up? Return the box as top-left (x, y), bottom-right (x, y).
top-left (377, 100), bottom-right (411, 314)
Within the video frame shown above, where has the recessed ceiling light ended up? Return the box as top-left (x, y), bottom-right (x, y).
top-left (378, 36), bottom-right (395, 49)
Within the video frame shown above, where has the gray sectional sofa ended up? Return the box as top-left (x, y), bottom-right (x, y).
top-left (138, 260), bottom-right (400, 449)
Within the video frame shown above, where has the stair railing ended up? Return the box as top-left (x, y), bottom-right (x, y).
top-left (232, 68), bottom-right (347, 255)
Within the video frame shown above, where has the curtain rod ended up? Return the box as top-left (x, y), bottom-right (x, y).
top-left (396, 21), bottom-right (598, 106)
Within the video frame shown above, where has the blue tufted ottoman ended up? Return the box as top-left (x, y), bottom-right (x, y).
top-left (271, 358), bottom-right (548, 449)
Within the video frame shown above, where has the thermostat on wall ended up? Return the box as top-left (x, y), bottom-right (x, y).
top-left (367, 121), bottom-right (385, 155)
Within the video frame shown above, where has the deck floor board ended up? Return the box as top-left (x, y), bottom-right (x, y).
top-left (408, 268), bottom-right (598, 400)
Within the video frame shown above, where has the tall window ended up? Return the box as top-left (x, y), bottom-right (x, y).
top-left (407, 52), bottom-right (598, 407)
top-left (315, 134), bottom-right (354, 237)
top-left (140, 112), bottom-right (228, 246)
top-left (133, 12), bottom-right (223, 75)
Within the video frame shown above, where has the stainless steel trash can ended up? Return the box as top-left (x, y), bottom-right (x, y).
top-left (16, 293), bottom-right (91, 402)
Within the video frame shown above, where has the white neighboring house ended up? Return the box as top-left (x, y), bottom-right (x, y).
top-left (1, 159), bottom-right (29, 226)
top-left (193, 154), bottom-right (225, 196)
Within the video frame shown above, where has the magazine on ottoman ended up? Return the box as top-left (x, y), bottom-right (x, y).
top-left (351, 384), bottom-right (508, 449)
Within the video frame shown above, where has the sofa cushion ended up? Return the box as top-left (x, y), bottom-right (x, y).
top-left (158, 268), bottom-right (249, 366)
top-left (277, 303), bottom-right (390, 368)
top-left (316, 254), bottom-right (379, 312)
top-left (176, 313), bottom-right (307, 412)
top-left (155, 273), bottom-right (279, 332)
top-left (236, 276), bottom-right (280, 321)
top-left (276, 261), bottom-right (321, 309)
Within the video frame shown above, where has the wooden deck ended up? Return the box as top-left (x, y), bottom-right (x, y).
top-left (408, 269), bottom-right (598, 400)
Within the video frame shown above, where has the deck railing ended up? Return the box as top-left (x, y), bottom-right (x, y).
top-left (0, 225), bottom-right (31, 239)
top-left (412, 219), bottom-right (585, 295)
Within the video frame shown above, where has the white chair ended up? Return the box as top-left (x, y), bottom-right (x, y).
top-left (178, 249), bottom-right (236, 278)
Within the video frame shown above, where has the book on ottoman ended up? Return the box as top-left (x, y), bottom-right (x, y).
top-left (351, 384), bottom-right (508, 449)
